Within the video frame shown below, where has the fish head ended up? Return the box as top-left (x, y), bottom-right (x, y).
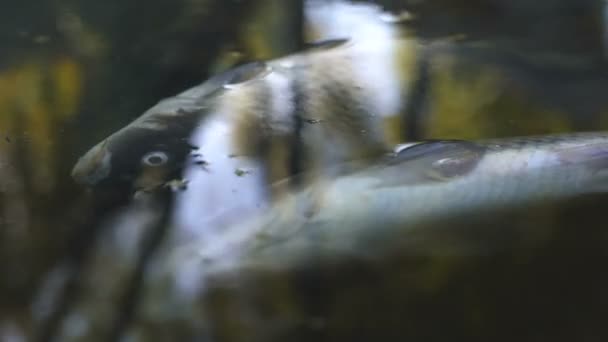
top-left (71, 110), bottom-right (204, 191)
top-left (71, 61), bottom-right (273, 192)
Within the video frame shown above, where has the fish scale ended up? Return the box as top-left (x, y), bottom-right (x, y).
top-left (186, 133), bottom-right (608, 271)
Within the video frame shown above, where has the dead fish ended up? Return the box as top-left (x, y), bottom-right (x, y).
top-left (71, 1), bottom-right (417, 193)
top-left (192, 132), bottom-right (608, 271)
top-left (70, 61), bottom-right (269, 191)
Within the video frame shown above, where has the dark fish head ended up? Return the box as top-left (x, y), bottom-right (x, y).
top-left (72, 61), bottom-right (272, 192)
top-left (71, 112), bottom-right (203, 191)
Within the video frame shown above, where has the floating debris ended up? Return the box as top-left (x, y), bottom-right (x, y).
top-left (194, 160), bottom-right (210, 172)
top-left (304, 118), bottom-right (324, 124)
top-left (165, 178), bottom-right (189, 191)
top-left (234, 168), bottom-right (251, 177)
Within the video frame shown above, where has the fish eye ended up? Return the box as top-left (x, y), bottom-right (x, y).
top-left (141, 151), bottom-right (169, 167)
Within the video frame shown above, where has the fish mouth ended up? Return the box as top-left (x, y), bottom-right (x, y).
top-left (71, 140), bottom-right (112, 186)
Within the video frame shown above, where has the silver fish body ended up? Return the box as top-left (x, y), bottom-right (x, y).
top-left (193, 132), bottom-right (608, 271)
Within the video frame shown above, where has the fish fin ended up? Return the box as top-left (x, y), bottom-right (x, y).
top-left (180, 61), bottom-right (271, 101)
top-left (374, 140), bottom-right (486, 187)
top-left (303, 38), bottom-right (351, 52)
top-left (220, 61), bottom-right (272, 89)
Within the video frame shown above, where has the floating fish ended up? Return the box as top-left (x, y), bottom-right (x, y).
top-left (70, 61), bottom-right (270, 191)
top-left (70, 2), bottom-right (421, 245)
top-left (189, 132), bottom-right (608, 272)
top-left (71, 1), bottom-right (416, 195)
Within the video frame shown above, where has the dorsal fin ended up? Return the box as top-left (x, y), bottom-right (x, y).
top-left (216, 61), bottom-right (272, 89)
top-left (303, 38), bottom-right (350, 52)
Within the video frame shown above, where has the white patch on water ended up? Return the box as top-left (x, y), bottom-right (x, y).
top-left (305, 0), bottom-right (405, 118)
top-left (166, 29), bottom-right (296, 301)
top-left (169, 111), bottom-right (271, 298)
top-left (171, 69), bottom-right (293, 242)
top-left (172, 115), bottom-right (270, 243)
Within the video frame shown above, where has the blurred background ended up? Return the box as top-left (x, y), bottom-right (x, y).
top-left (1, 0), bottom-right (608, 341)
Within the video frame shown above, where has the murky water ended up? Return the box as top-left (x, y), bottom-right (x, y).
top-left (1, 1), bottom-right (608, 341)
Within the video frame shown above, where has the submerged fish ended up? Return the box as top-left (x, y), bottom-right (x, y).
top-left (141, 131), bottom-right (608, 336)
top-left (190, 132), bottom-right (608, 271)
top-left (71, 1), bottom-right (416, 194)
